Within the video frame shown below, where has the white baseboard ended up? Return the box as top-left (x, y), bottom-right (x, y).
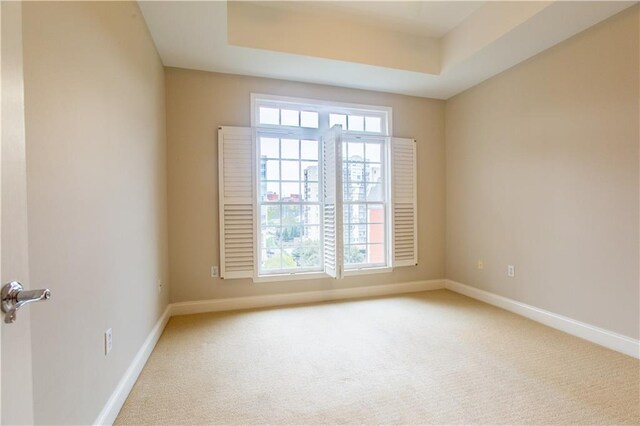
top-left (170, 279), bottom-right (445, 316)
top-left (94, 305), bottom-right (171, 426)
top-left (445, 279), bottom-right (639, 359)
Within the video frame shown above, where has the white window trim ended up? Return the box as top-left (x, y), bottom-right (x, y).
top-left (253, 272), bottom-right (331, 283)
top-left (342, 266), bottom-right (393, 277)
top-left (251, 93), bottom-right (394, 281)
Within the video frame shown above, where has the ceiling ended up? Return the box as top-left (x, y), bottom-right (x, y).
top-left (138, 1), bottom-right (637, 99)
top-left (256, 1), bottom-right (485, 38)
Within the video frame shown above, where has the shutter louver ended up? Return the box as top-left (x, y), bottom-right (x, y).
top-left (322, 126), bottom-right (344, 278)
top-left (218, 127), bottom-right (255, 279)
top-left (391, 137), bottom-right (417, 267)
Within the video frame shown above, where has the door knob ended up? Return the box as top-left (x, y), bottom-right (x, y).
top-left (1, 281), bottom-right (51, 324)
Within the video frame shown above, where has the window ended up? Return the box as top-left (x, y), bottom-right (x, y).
top-left (217, 94), bottom-right (416, 281)
top-left (342, 138), bottom-right (387, 268)
top-left (258, 135), bottom-right (322, 274)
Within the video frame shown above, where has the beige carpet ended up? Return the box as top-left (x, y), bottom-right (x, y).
top-left (115, 290), bottom-right (639, 425)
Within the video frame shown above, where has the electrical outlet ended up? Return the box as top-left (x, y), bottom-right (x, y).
top-left (507, 265), bottom-right (515, 277)
top-left (477, 260), bottom-right (484, 270)
top-left (211, 266), bottom-right (219, 278)
top-left (105, 328), bottom-right (113, 355)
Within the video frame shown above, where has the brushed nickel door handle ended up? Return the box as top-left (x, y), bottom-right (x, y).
top-left (1, 281), bottom-right (51, 323)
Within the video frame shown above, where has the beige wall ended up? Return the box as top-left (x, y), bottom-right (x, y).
top-left (445, 6), bottom-right (639, 339)
top-left (166, 69), bottom-right (445, 302)
top-left (22, 2), bottom-right (169, 424)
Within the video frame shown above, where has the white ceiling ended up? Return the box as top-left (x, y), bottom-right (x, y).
top-left (257, 1), bottom-right (485, 38)
top-left (138, 1), bottom-right (637, 99)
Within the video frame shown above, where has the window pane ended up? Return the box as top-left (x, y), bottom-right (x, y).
top-left (343, 204), bottom-right (351, 224)
top-left (301, 226), bottom-right (320, 243)
top-left (261, 227), bottom-right (281, 248)
top-left (293, 245), bottom-right (321, 267)
top-left (282, 226), bottom-right (302, 247)
top-left (342, 162), bottom-right (350, 181)
top-left (367, 204), bottom-right (385, 223)
top-left (367, 244), bottom-right (385, 264)
top-left (281, 182), bottom-right (300, 201)
top-left (347, 162), bottom-right (364, 183)
top-left (300, 139), bottom-right (318, 160)
top-left (300, 111), bottom-right (319, 128)
top-left (366, 182), bottom-right (384, 202)
top-left (281, 160), bottom-right (300, 181)
top-left (261, 205), bottom-right (281, 226)
top-left (366, 163), bottom-right (382, 183)
top-left (365, 116), bottom-right (381, 133)
top-left (301, 161), bottom-right (318, 180)
top-left (302, 205), bottom-right (320, 225)
top-left (261, 159), bottom-right (279, 181)
top-left (347, 141), bottom-right (364, 160)
top-left (262, 249), bottom-right (282, 270)
top-left (281, 139), bottom-right (299, 159)
top-left (281, 109), bottom-right (299, 127)
top-left (260, 137), bottom-right (279, 158)
top-left (281, 249), bottom-right (298, 268)
top-left (345, 204), bottom-right (367, 223)
top-left (329, 113), bottom-right (347, 129)
top-left (302, 182), bottom-right (318, 202)
top-left (348, 115), bottom-right (364, 132)
top-left (345, 245), bottom-right (366, 265)
top-left (261, 181), bottom-right (280, 201)
top-left (365, 142), bottom-right (381, 162)
top-left (349, 225), bottom-right (367, 244)
top-left (368, 224), bottom-right (384, 244)
top-left (344, 227), bottom-right (351, 248)
top-left (283, 205), bottom-right (301, 225)
top-left (259, 107), bottom-right (279, 125)
top-left (346, 183), bottom-right (365, 201)
top-left (264, 233), bottom-right (282, 250)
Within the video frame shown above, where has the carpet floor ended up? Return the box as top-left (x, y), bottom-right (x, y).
top-left (115, 290), bottom-right (639, 425)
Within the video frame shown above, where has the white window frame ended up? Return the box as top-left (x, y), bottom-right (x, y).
top-left (251, 94), bottom-right (393, 279)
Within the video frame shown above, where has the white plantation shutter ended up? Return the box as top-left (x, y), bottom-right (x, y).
top-left (218, 126), bottom-right (255, 279)
top-left (322, 126), bottom-right (344, 278)
top-left (391, 137), bottom-right (418, 267)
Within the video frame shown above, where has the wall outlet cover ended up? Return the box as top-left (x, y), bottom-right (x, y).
top-left (105, 328), bottom-right (113, 355)
top-left (211, 266), bottom-right (219, 278)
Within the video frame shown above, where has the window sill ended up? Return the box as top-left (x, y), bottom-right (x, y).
top-left (343, 267), bottom-right (393, 277)
top-left (254, 272), bottom-right (330, 283)
top-left (253, 267), bottom-right (393, 283)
